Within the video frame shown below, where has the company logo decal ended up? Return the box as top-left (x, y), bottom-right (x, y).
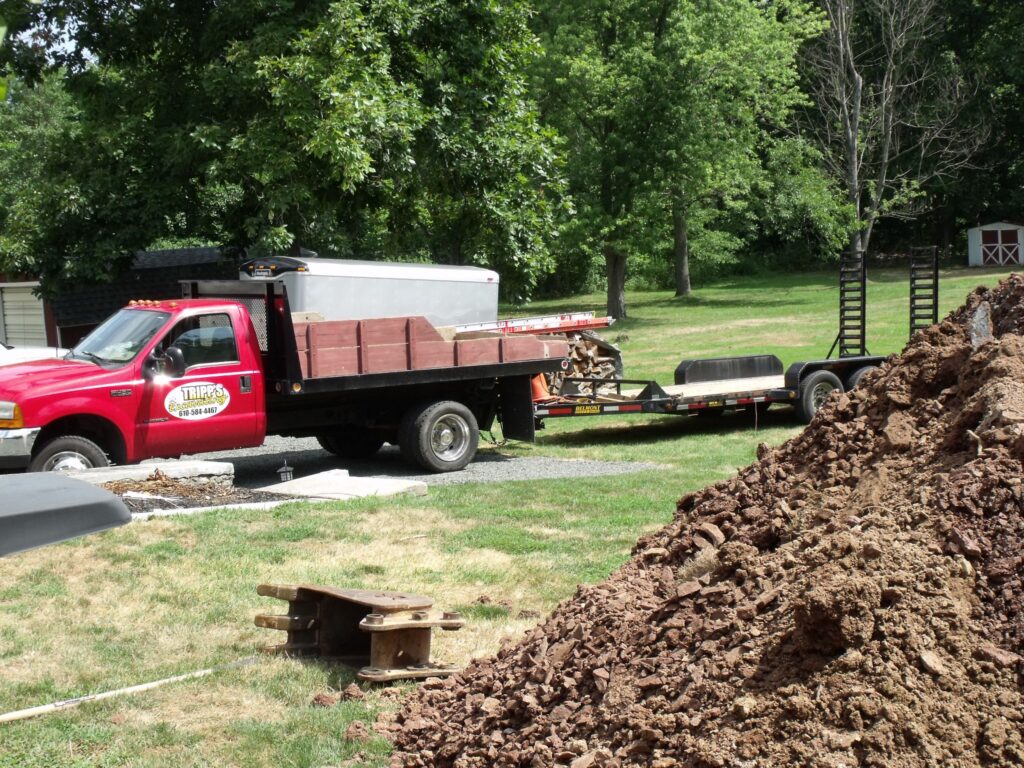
top-left (574, 404), bottom-right (601, 415)
top-left (164, 382), bottom-right (230, 420)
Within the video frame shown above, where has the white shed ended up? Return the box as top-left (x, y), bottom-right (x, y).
top-left (967, 222), bottom-right (1024, 267)
top-left (0, 282), bottom-right (47, 346)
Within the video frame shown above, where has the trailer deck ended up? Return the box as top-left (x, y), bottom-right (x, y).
top-left (534, 372), bottom-right (797, 419)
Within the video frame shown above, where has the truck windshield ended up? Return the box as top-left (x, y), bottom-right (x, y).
top-left (70, 309), bottom-right (171, 367)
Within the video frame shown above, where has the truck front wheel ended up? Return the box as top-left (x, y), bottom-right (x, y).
top-left (399, 401), bottom-right (478, 473)
top-left (29, 435), bottom-right (110, 473)
top-left (317, 428), bottom-right (385, 460)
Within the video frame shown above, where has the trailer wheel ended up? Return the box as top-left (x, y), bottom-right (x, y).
top-left (317, 429), bottom-right (385, 459)
top-left (29, 435), bottom-right (110, 473)
top-left (845, 365), bottom-right (878, 391)
top-left (399, 401), bottom-right (478, 473)
top-left (796, 371), bottom-right (843, 424)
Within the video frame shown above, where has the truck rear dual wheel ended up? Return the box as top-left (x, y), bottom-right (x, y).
top-left (316, 428), bottom-right (385, 459)
top-left (399, 400), bottom-right (479, 473)
top-left (796, 371), bottom-right (844, 424)
top-left (29, 435), bottom-right (110, 473)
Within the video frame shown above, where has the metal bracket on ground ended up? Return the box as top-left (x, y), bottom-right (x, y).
top-left (254, 583), bottom-right (464, 683)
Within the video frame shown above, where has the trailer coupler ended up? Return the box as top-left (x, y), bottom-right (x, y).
top-left (254, 583), bottom-right (464, 682)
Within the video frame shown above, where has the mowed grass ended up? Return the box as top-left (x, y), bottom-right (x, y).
top-left (0, 266), bottom-right (1014, 767)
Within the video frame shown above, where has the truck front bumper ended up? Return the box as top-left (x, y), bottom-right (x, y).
top-left (0, 428), bottom-right (41, 470)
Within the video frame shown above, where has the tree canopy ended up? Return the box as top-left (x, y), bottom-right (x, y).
top-left (0, 0), bottom-right (1021, 309)
top-left (1, 0), bottom-right (562, 300)
top-left (533, 0), bottom-right (826, 316)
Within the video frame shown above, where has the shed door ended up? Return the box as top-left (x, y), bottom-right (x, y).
top-left (981, 228), bottom-right (1021, 266)
top-left (0, 286), bottom-right (46, 346)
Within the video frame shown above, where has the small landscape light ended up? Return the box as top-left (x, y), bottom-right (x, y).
top-left (277, 460), bottom-right (294, 483)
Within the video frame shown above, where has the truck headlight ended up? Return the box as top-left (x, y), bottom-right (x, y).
top-left (0, 401), bottom-right (23, 429)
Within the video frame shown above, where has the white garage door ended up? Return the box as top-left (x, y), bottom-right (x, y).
top-left (0, 284), bottom-right (47, 346)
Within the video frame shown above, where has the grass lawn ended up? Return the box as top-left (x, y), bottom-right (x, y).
top-left (0, 265), bottom-right (1015, 767)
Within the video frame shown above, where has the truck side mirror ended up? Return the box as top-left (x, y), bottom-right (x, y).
top-left (165, 346), bottom-right (187, 378)
top-left (142, 351), bottom-right (160, 380)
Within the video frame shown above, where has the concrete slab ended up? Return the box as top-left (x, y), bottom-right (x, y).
top-left (65, 460), bottom-right (234, 486)
top-left (259, 469), bottom-right (427, 500)
top-left (132, 499), bottom-right (331, 521)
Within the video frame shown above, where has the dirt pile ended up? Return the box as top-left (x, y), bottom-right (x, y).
top-left (387, 276), bottom-right (1024, 767)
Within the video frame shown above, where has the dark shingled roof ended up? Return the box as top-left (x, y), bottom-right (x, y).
top-left (51, 247), bottom-right (238, 328)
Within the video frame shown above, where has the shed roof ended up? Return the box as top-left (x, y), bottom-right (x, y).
top-left (968, 221), bottom-right (1024, 231)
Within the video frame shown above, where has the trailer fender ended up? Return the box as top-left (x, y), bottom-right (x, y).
top-left (784, 356), bottom-right (886, 391)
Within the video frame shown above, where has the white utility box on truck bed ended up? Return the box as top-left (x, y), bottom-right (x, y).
top-left (241, 256), bottom-right (499, 328)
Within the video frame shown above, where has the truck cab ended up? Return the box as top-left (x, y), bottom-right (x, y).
top-left (0, 299), bottom-right (266, 471)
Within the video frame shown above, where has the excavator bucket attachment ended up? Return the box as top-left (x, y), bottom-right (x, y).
top-left (255, 583), bottom-right (464, 682)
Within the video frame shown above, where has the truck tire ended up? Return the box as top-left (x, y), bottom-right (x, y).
top-left (29, 435), bottom-right (110, 473)
top-left (317, 429), bottom-right (385, 459)
top-left (399, 401), bottom-right (478, 473)
top-left (845, 365), bottom-right (878, 391)
top-left (796, 370), bottom-right (843, 424)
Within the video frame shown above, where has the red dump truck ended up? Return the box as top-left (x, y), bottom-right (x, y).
top-left (0, 279), bottom-right (568, 473)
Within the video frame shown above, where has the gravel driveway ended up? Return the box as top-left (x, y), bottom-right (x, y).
top-left (183, 435), bottom-right (657, 489)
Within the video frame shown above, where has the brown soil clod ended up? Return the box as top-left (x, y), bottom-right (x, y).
top-left (387, 275), bottom-right (1024, 767)
top-left (792, 571), bottom-right (881, 655)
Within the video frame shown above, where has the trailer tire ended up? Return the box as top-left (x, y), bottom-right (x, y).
top-left (845, 365), bottom-right (878, 391)
top-left (29, 435), bottom-right (110, 473)
top-left (796, 370), bottom-right (843, 424)
top-left (317, 429), bottom-right (385, 460)
top-left (399, 401), bottom-right (478, 473)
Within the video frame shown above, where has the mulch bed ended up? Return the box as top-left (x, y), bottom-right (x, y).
top-left (103, 469), bottom-right (292, 514)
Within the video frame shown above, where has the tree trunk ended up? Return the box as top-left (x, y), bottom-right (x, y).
top-left (673, 207), bottom-right (691, 297)
top-left (848, 229), bottom-right (863, 257)
top-left (605, 246), bottom-right (627, 319)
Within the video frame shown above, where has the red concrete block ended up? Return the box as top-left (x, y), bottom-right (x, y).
top-left (310, 346), bottom-right (360, 378)
top-left (456, 338), bottom-right (501, 367)
top-left (298, 350), bottom-right (311, 378)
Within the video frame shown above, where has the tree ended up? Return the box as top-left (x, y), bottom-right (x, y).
top-left (1, 0), bottom-right (562, 300)
top-left (801, 0), bottom-right (982, 256)
top-left (534, 0), bottom-right (818, 317)
top-left (0, 73), bottom-right (79, 275)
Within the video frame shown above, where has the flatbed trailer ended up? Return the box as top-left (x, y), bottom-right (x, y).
top-left (534, 353), bottom-right (885, 425)
top-left (535, 248), bottom-right (944, 429)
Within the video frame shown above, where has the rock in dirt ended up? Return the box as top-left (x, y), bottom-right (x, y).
top-left (792, 570), bottom-right (881, 655)
top-left (387, 275), bottom-right (1024, 767)
top-left (345, 721), bottom-right (371, 741)
top-left (340, 683), bottom-right (365, 701)
top-left (311, 692), bottom-right (339, 708)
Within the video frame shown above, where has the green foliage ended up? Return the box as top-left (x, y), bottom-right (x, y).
top-left (533, 0), bottom-right (827, 308)
top-left (0, 73), bottom-right (79, 275)
top-left (2, 0), bottom-right (562, 299)
top-left (746, 136), bottom-right (857, 266)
